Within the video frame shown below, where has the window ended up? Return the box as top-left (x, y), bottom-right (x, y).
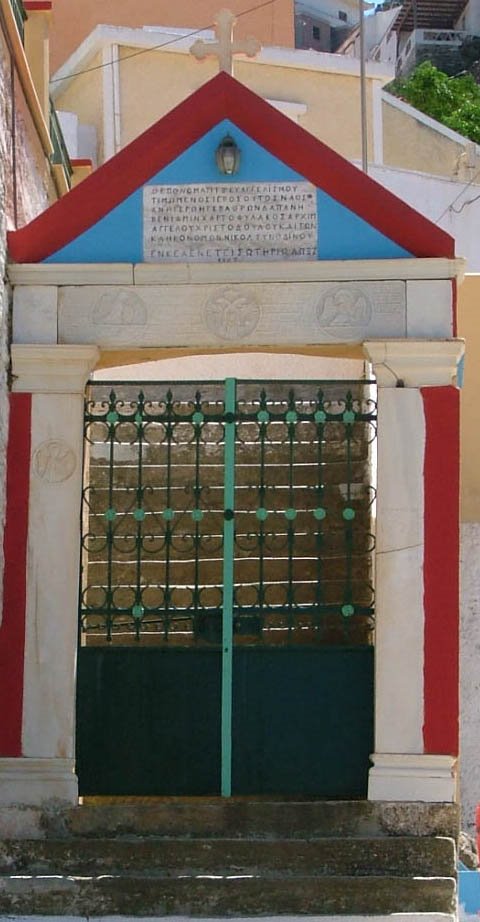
top-left (313, 25), bottom-right (320, 39)
top-left (339, 11), bottom-right (348, 21)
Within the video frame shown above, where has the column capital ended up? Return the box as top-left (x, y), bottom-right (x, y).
top-left (11, 345), bottom-right (100, 394)
top-left (363, 339), bottom-right (465, 387)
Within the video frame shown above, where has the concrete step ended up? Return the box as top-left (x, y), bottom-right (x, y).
top-left (52, 801), bottom-right (458, 841)
top-left (0, 872), bottom-right (457, 916)
top-left (0, 836), bottom-right (456, 878)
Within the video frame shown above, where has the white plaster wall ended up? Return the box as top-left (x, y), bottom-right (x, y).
top-left (369, 163), bottom-right (480, 271)
top-left (57, 111), bottom-right (80, 158)
top-left (58, 111), bottom-right (98, 165)
top-left (460, 0), bottom-right (480, 33)
top-left (460, 522), bottom-right (480, 836)
top-left (297, 0), bottom-right (361, 27)
top-left (77, 124), bottom-right (97, 164)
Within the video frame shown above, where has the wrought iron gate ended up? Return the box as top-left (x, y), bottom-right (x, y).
top-left (77, 379), bottom-right (376, 796)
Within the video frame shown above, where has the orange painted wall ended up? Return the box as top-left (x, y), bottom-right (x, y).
top-left (49, 0), bottom-right (295, 73)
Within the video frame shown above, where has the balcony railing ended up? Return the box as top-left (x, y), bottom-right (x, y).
top-left (10, 0), bottom-right (26, 42)
top-left (50, 100), bottom-right (73, 187)
top-left (397, 28), bottom-right (474, 73)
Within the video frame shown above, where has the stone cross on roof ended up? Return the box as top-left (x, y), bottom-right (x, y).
top-left (190, 8), bottom-right (261, 76)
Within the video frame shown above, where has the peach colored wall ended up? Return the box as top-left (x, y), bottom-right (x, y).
top-left (458, 274), bottom-right (480, 523)
top-left (458, 275), bottom-right (480, 841)
top-left (49, 0), bottom-right (295, 73)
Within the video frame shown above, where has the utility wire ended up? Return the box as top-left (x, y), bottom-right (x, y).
top-left (436, 166), bottom-right (480, 222)
top-left (451, 191), bottom-right (480, 214)
top-left (50, 0), bottom-right (281, 84)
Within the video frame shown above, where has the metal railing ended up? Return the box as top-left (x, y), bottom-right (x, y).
top-left (9, 0), bottom-right (73, 191)
top-left (10, 0), bottom-right (26, 42)
top-left (80, 379), bottom-right (377, 646)
top-left (397, 28), bottom-right (474, 73)
top-left (49, 100), bottom-right (73, 185)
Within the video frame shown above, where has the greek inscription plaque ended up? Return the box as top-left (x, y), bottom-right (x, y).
top-left (143, 182), bottom-right (317, 263)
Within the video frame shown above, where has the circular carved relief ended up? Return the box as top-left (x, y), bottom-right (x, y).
top-left (205, 287), bottom-right (260, 341)
top-left (92, 289), bottom-right (147, 326)
top-left (33, 440), bottom-right (77, 483)
top-left (316, 287), bottom-right (372, 341)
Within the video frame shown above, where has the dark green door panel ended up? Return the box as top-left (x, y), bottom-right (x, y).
top-left (232, 646), bottom-right (374, 797)
top-left (76, 647), bottom-right (221, 796)
top-left (77, 645), bottom-right (373, 797)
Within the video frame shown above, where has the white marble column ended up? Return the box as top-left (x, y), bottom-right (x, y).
top-left (0, 345), bottom-right (99, 806)
top-left (364, 340), bottom-right (463, 802)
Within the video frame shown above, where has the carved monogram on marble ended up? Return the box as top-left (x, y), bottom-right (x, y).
top-left (33, 440), bottom-right (76, 483)
top-left (205, 287), bottom-right (261, 340)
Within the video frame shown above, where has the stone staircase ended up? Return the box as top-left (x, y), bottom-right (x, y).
top-left (0, 800), bottom-right (458, 916)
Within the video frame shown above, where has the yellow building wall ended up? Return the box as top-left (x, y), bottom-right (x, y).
top-left (382, 101), bottom-right (480, 181)
top-left (239, 63), bottom-right (373, 161)
top-left (54, 40), bottom-right (480, 182)
top-left (458, 275), bottom-right (480, 522)
top-left (49, 0), bottom-right (295, 74)
top-left (88, 49), bottom-right (375, 163)
top-left (54, 53), bottom-right (105, 162)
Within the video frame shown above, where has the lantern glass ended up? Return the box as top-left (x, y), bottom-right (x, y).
top-left (215, 136), bottom-right (240, 175)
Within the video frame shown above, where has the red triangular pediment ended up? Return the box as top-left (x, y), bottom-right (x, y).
top-left (8, 72), bottom-right (454, 262)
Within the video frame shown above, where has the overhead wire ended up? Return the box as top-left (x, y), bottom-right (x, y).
top-left (450, 191), bottom-right (480, 213)
top-left (435, 166), bottom-right (480, 222)
top-left (50, 0), bottom-right (281, 84)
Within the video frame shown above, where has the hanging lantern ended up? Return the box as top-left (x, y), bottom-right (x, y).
top-left (215, 135), bottom-right (241, 175)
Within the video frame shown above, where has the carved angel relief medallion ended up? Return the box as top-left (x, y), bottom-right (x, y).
top-left (316, 287), bottom-right (372, 340)
top-left (33, 440), bottom-right (77, 483)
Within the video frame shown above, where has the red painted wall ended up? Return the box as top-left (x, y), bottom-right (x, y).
top-left (0, 393), bottom-right (31, 756)
top-left (422, 385), bottom-right (460, 755)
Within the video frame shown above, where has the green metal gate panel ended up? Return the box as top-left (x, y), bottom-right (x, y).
top-left (77, 379), bottom-right (376, 797)
top-left (77, 647), bottom-right (221, 796)
top-left (77, 645), bottom-right (373, 796)
top-left (232, 646), bottom-right (373, 797)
